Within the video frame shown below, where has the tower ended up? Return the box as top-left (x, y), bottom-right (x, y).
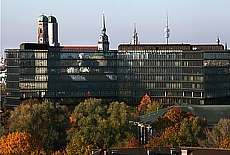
top-left (131, 23), bottom-right (138, 45)
top-left (48, 15), bottom-right (59, 46)
top-left (98, 11), bottom-right (110, 51)
top-left (164, 10), bottom-right (170, 44)
top-left (38, 14), bottom-right (49, 44)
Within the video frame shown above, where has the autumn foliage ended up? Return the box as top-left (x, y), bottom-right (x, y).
top-left (138, 94), bottom-right (151, 114)
top-left (219, 138), bottom-right (230, 149)
top-left (147, 108), bottom-right (206, 147)
top-left (125, 137), bottom-right (141, 148)
top-left (0, 132), bottom-right (45, 155)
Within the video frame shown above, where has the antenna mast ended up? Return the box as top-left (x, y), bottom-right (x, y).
top-left (164, 10), bottom-right (170, 44)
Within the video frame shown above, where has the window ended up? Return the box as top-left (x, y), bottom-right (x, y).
top-left (40, 28), bottom-right (43, 33)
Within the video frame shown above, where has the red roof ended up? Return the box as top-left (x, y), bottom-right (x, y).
top-left (59, 46), bottom-right (98, 50)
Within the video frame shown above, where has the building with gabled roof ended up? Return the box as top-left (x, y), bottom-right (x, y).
top-left (131, 105), bottom-right (230, 145)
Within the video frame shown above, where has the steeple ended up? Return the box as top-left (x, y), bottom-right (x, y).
top-left (98, 11), bottom-right (110, 51)
top-left (101, 11), bottom-right (106, 34)
top-left (131, 23), bottom-right (138, 45)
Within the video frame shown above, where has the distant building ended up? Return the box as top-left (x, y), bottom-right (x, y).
top-left (38, 14), bottom-right (59, 46)
top-left (4, 13), bottom-right (230, 109)
top-left (5, 43), bottom-right (117, 108)
top-left (117, 44), bottom-right (230, 105)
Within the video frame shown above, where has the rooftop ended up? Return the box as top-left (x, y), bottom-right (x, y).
top-left (118, 43), bottom-right (224, 51)
top-left (132, 105), bottom-right (230, 127)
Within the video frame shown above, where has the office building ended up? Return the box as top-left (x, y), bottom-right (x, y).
top-left (4, 14), bottom-right (230, 109)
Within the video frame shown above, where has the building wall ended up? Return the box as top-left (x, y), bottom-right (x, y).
top-left (203, 51), bottom-right (230, 104)
top-left (5, 48), bottom-right (118, 108)
top-left (182, 51), bottom-right (204, 104)
top-left (5, 44), bottom-right (230, 108)
top-left (117, 49), bottom-right (183, 105)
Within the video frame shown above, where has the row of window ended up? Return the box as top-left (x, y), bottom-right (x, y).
top-left (204, 52), bottom-right (230, 60)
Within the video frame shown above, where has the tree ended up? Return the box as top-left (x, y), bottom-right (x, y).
top-left (0, 132), bottom-right (45, 155)
top-left (125, 137), bottom-right (141, 148)
top-left (8, 100), bottom-right (70, 153)
top-left (219, 138), bottom-right (230, 149)
top-left (148, 108), bottom-right (206, 147)
top-left (0, 126), bottom-right (6, 137)
top-left (153, 108), bottom-right (194, 135)
top-left (68, 99), bottom-right (135, 152)
top-left (200, 118), bottom-right (230, 148)
top-left (179, 116), bottom-right (206, 146)
top-left (107, 101), bottom-right (135, 147)
top-left (138, 94), bottom-right (151, 114)
top-left (21, 97), bottom-right (40, 105)
top-left (65, 136), bottom-right (94, 155)
top-left (146, 100), bottom-right (163, 114)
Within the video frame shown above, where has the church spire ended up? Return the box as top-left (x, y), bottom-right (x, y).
top-left (101, 11), bottom-right (106, 34)
top-left (98, 11), bottom-right (110, 51)
top-left (131, 23), bottom-right (138, 45)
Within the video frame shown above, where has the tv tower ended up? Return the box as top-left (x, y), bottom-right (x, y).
top-left (164, 10), bottom-right (170, 44)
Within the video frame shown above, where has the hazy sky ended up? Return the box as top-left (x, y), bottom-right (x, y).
top-left (1, 0), bottom-right (230, 54)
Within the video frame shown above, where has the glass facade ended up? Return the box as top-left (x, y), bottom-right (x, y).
top-left (47, 49), bottom-right (117, 99)
top-left (203, 51), bottom-right (230, 104)
top-left (182, 51), bottom-right (204, 104)
top-left (5, 48), bottom-right (118, 108)
top-left (117, 50), bottom-right (183, 105)
top-left (5, 44), bottom-right (230, 108)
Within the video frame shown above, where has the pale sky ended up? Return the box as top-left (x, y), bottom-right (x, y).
top-left (1, 0), bottom-right (230, 54)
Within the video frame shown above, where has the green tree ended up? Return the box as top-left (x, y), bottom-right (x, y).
top-left (68, 98), bottom-right (134, 151)
top-left (179, 116), bottom-right (206, 146)
top-left (0, 126), bottom-right (6, 137)
top-left (8, 100), bottom-right (70, 153)
top-left (65, 136), bottom-right (94, 155)
top-left (146, 100), bottom-right (163, 114)
top-left (107, 101), bottom-right (134, 147)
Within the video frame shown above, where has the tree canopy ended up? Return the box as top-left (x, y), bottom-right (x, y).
top-left (8, 100), bottom-right (70, 152)
top-left (147, 108), bottom-right (206, 147)
top-left (138, 94), bottom-right (151, 114)
top-left (67, 98), bottom-right (135, 150)
top-left (0, 132), bottom-right (45, 155)
top-left (146, 100), bottom-right (163, 114)
top-left (200, 118), bottom-right (230, 148)
top-left (137, 94), bottom-right (163, 115)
